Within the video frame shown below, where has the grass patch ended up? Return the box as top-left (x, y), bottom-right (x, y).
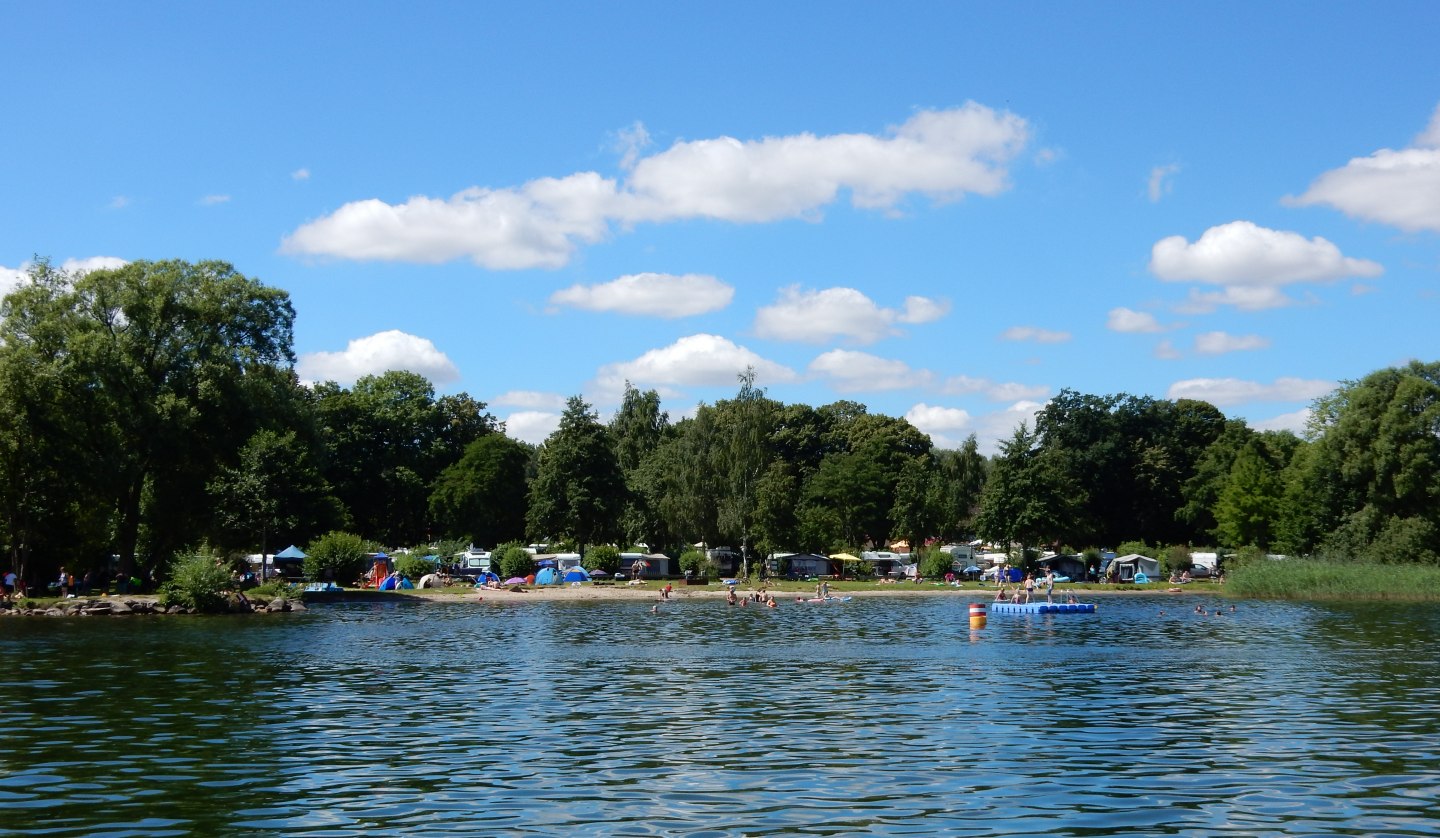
top-left (1227, 558), bottom-right (1440, 601)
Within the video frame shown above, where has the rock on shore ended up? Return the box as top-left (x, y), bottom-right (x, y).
top-left (1, 594), bottom-right (307, 617)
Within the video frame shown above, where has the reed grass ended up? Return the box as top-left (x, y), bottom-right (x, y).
top-left (1227, 558), bottom-right (1440, 601)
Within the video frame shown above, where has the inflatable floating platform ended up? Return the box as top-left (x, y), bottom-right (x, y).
top-left (989, 602), bottom-right (1096, 615)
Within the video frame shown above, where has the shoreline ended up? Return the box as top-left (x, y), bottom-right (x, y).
top-left (396, 582), bottom-right (1214, 604)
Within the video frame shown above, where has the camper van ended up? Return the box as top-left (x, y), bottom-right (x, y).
top-left (449, 547), bottom-right (492, 578)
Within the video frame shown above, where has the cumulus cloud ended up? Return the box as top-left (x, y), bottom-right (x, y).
top-left (1166, 376), bottom-right (1334, 407)
top-left (1148, 163), bottom-right (1180, 202)
top-left (754, 286), bottom-right (948, 344)
top-left (1194, 331), bottom-right (1270, 355)
top-left (548, 272), bottom-right (733, 318)
top-left (594, 334), bottom-right (796, 397)
top-left (297, 330), bottom-right (460, 385)
top-left (809, 350), bottom-right (933, 393)
top-left (282, 104), bottom-right (1029, 269)
top-left (905, 403), bottom-right (972, 448)
top-left (1154, 339), bottom-right (1182, 360)
top-left (1249, 407), bottom-right (1312, 435)
top-left (108, 196), bottom-right (130, 210)
top-left (503, 411), bottom-right (561, 446)
top-left (492, 390), bottom-right (567, 410)
top-left (200, 194), bottom-right (231, 206)
top-left (1286, 102), bottom-right (1440, 232)
top-left (940, 374), bottom-right (1047, 402)
top-left (1106, 307), bottom-right (1168, 333)
top-left (292, 168), bottom-right (311, 181)
top-left (1151, 220), bottom-right (1382, 312)
top-left (1151, 220), bottom-right (1382, 287)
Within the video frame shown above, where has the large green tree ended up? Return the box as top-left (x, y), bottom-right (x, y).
top-left (527, 396), bottom-right (626, 557)
top-left (0, 259), bottom-right (295, 577)
top-left (428, 433), bottom-right (531, 547)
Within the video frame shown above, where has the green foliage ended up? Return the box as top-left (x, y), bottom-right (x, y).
top-left (527, 396), bottom-right (626, 556)
top-left (1162, 544), bottom-right (1193, 574)
top-left (428, 433), bottom-right (530, 547)
top-left (1227, 558), bottom-right (1440, 600)
top-left (917, 548), bottom-right (952, 579)
top-left (393, 553), bottom-right (437, 579)
top-left (250, 579), bottom-right (299, 601)
top-left (977, 424), bottom-right (1082, 551)
top-left (1115, 540), bottom-right (1153, 557)
top-left (679, 548), bottom-right (713, 580)
top-left (1231, 544), bottom-right (1267, 568)
top-left (585, 544), bottom-right (621, 574)
top-left (304, 531), bottom-right (368, 583)
top-left (495, 543), bottom-right (533, 579)
top-left (159, 550), bottom-right (234, 612)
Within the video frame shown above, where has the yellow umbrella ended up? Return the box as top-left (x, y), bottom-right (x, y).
top-left (828, 553), bottom-right (862, 581)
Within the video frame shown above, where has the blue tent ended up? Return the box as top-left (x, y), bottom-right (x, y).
top-left (564, 568), bottom-right (590, 583)
top-left (474, 570), bottom-right (500, 586)
top-left (276, 545), bottom-right (306, 559)
top-left (535, 567), bottom-right (558, 585)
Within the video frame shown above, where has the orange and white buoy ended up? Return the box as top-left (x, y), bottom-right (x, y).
top-left (969, 601), bottom-right (987, 630)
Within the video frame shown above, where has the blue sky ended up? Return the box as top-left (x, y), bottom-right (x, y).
top-left (4, 1), bottom-right (1438, 451)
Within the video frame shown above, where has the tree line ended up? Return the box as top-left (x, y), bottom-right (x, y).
top-left (2, 259), bottom-right (1435, 590)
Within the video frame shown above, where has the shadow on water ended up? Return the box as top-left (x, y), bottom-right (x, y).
top-left (3, 595), bottom-right (1439, 835)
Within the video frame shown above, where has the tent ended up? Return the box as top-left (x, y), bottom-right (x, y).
top-left (535, 567), bottom-right (558, 585)
top-left (276, 545), bottom-right (307, 559)
top-left (1108, 554), bottom-right (1160, 582)
top-left (564, 568), bottom-right (590, 584)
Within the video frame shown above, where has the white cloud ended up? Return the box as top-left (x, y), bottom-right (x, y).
top-left (108, 196), bottom-right (130, 210)
top-left (0, 265), bottom-right (27, 297)
top-left (1175, 285), bottom-right (1295, 313)
top-left (940, 375), bottom-right (1047, 401)
top-left (1194, 331), bottom-right (1270, 355)
top-left (503, 411), bottom-right (561, 445)
top-left (1151, 220), bottom-right (1382, 292)
top-left (1000, 325), bottom-right (1071, 343)
top-left (595, 334), bottom-right (796, 397)
top-left (809, 350), bottom-right (933, 393)
top-left (282, 105), bottom-right (1029, 269)
top-left (1153, 339), bottom-right (1182, 360)
top-left (1106, 307), bottom-right (1167, 333)
top-left (548, 272), bottom-right (733, 318)
top-left (975, 400), bottom-right (1046, 454)
top-left (492, 390), bottom-right (567, 410)
top-left (1286, 102), bottom-right (1440, 232)
top-left (297, 329), bottom-right (460, 385)
top-left (1166, 376), bottom-right (1334, 407)
top-left (200, 194), bottom-right (231, 206)
top-left (754, 286), bottom-right (948, 344)
top-left (905, 403), bottom-right (972, 448)
top-left (1249, 407), bottom-right (1311, 435)
top-left (292, 168), bottom-right (311, 181)
top-left (1148, 163), bottom-right (1180, 202)
top-left (609, 121), bottom-right (652, 170)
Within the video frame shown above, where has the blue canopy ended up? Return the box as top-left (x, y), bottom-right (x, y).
top-left (536, 559), bottom-right (557, 568)
top-left (276, 545), bottom-right (306, 559)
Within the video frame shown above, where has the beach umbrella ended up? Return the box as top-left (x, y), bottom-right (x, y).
top-left (504, 577), bottom-right (527, 585)
top-left (590, 569), bottom-right (609, 577)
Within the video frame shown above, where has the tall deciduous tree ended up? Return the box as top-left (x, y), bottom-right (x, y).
top-left (527, 396), bottom-right (626, 558)
top-left (207, 429), bottom-right (345, 567)
top-left (0, 259), bottom-right (296, 577)
top-left (429, 433), bottom-right (531, 547)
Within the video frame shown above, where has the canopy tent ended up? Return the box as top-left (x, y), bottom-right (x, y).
top-left (276, 545), bottom-right (307, 559)
top-left (1108, 554), bottom-right (1160, 582)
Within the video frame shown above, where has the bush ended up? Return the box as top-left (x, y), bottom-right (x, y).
top-left (1115, 540), bottom-right (1153, 558)
top-left (159, 550), bottom-right (233, 613)
top-left (394, 553), bottom-right (437, 580)
top-left (678, 549), bottom-right (713, 580)
top-left (1163, 545), bottom-right (1193, 575)
top-left (305, 531), bottom-right (368, 583)
top-left (585, 545), bottom-right (621, 574)
top-left (496, 543), bottom-right (533, 579)
top-left (917, 548), bottom-right (952, 580)
top-left (250, 580), bottom-right (299, 601)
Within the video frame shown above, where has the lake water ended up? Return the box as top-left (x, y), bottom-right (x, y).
top-left (3, 594), bottom-right (1439, 836)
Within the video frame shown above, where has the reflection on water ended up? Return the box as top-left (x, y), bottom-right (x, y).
top-left (3, 596), bottom-right (1439, 835)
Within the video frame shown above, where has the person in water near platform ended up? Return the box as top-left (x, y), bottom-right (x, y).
top-left (727, 588), bottom-right (738, 606)
top-left (994, 585), bottom-right (1008, 602)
